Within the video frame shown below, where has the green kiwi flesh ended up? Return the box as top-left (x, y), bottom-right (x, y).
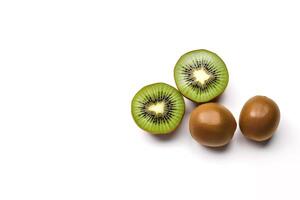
top-left (131, 83), bottom-right (185, 134)
top-left (174, 49), bottom-right (229, 103)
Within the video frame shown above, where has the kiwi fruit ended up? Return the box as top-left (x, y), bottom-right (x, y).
top-left (131, 82), bottom-right (185, 134)
top-left (239, 96), bottom-right (280, 142)
top-left (189, 103), bottom-right (237, 147)
top-left (174, 49), bottom-right (229, 103)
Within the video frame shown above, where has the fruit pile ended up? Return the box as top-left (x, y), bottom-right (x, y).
top-left (131, 49), bottom-right (280, 148)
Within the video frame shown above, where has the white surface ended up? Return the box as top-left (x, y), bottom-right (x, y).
top-left (0, 0), bottom-right (299, 199)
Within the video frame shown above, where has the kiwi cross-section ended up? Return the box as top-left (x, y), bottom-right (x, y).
top-left (174, 49), bottom-right (229, 103)
top-left (131, 83), bottom-right (185, 134)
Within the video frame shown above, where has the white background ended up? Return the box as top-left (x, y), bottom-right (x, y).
top-left (0, 0), bottom-right (299, 199)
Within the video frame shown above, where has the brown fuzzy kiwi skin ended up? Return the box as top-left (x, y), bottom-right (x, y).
top-left (239, 96), bottom-right (280, 142)
top-left (189, 103), bottom-right (237, 147)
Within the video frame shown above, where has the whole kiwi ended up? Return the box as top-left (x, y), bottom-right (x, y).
top-left (239, 96), bottom-right (280, 142)
top-left (189, 103), bottom-right (237, 147)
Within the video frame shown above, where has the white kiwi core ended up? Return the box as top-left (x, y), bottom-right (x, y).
top-left (193, 68), bottom-right (211, 85)
top-left (147, 102), bottom-right (165, 115)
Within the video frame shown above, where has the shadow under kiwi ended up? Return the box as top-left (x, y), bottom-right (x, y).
top-left (209, 91), bottom-right (227, 103)
top-left (236, 129), bottom-right (276, 148)
top-left (148, 127), bottom-right (181, 141)
top-left (199, 141), bottom-right (232, 154)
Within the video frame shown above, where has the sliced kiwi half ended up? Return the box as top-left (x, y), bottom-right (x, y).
top-left (174, 49), bottom-right (229, 103)
top-left (131, 82), bottom-right (185, 134)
